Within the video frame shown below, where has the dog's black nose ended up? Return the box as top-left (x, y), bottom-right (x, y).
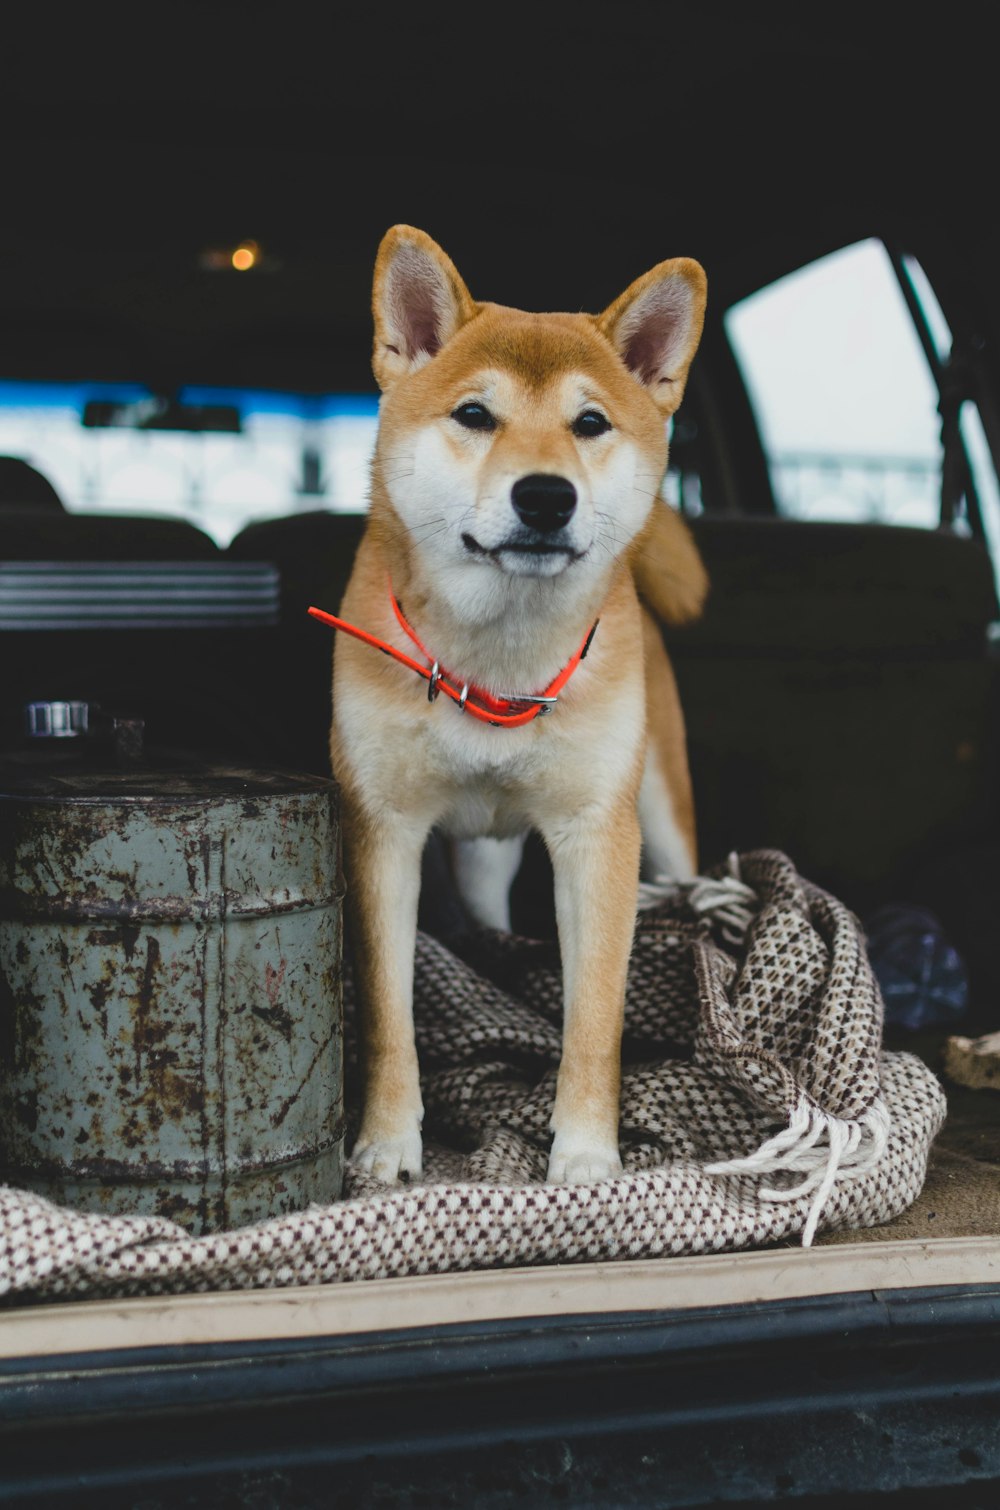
top-left (511, 474), bottom-right (577, 534)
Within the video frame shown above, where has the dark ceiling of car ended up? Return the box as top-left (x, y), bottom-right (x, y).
top-left (3, 6), bottom-right (995, 392)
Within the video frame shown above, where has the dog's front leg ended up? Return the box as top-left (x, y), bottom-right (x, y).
top-left (346, 808), bottom-right (429, 1182)
top-left (541, 800), bottom-right (641, 1184)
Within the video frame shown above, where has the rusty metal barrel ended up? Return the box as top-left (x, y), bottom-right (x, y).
top-left (0, 742), bottom-right (344, 1234)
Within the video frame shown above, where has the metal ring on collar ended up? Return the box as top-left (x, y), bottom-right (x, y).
top-left (428, 662), bottom-right (442, 702)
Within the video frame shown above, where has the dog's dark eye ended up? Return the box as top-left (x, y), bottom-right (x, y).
top-left (572, 410), bottom-right (612, 438)
top-left (452, 402), bottom-right (497, 432)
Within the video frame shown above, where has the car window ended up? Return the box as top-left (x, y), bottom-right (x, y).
top-left (0, 383), bottom-right (379, 547)
top-left (896, 253), bottom-right (1000, 582)
top-left (724, 240), bottom-right (944, 528)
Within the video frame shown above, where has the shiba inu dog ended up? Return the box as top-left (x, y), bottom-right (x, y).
top-left (324, 225), bottom-right (708, 1186)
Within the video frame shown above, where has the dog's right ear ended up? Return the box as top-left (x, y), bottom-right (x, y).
top-left (372, 226), bottom-right (476, 390)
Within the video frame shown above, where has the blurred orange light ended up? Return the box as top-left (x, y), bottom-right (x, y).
top-left (231, 244), bottom-right (257, 271)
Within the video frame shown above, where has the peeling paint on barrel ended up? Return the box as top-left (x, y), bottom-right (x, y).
top-left (0, 764), bottom-right (344, 1234)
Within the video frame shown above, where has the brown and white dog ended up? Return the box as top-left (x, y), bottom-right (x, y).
top-left (327, 225), bottom-right (708, 1186)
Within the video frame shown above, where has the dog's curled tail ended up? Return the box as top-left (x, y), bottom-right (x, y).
top-left (630, 501), bottom-right (709, 626)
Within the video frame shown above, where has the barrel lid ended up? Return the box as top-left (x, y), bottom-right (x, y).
top-left (0, 749), bottom-right (337, 802)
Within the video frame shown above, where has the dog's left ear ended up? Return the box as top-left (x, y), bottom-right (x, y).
top-left (372, 225), bottom-right (477, 390)
top-left (598, 258), bottom-right (707, 416)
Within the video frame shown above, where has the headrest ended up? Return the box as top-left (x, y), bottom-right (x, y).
top-left (0, 457), bottom-right (65, 511)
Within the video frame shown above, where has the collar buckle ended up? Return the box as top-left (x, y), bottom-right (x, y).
top-left (499, 692), bottom-right (559, 714)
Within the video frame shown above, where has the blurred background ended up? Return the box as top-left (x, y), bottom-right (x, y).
top-left (2, 5), bottom-right (997, 537)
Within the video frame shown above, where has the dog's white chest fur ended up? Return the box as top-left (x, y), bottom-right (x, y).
top-left (340, 663), bottom-right (641, 842)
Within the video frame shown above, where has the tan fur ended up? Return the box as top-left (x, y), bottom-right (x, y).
top-left (331, 225), bottom-right (708, 1185)
top-left (630, 501), bottom-right (709, 626)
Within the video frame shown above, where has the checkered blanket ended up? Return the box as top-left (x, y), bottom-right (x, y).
top-left (0, 850), bottom-right (945, 1301)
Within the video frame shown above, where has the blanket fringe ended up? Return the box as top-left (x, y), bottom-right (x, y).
top-left (636, 853), bottom-right (894, 1246)
top-left (704, 1095), bottom-right (893, 1247)
top-left (638, 852), bottom-right (758, 945)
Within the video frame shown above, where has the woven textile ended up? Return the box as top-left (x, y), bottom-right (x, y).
top-left (0, 850), bottom-right (945, 1302)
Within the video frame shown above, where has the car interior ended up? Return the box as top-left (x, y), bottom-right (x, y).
top-left (2, 7), bottom-right (999, 1504)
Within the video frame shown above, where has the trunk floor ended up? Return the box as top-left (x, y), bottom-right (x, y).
top-left (817, 1030), bottom-right (1000, 1245)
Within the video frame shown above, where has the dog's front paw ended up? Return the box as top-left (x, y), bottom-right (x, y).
top-left (350, 1126), bottom-right (423, 1185)
top-left (547, 1131), bottom-right (623, 1186)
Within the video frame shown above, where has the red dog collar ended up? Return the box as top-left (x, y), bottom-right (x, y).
top-left (308, 591), bottom-right (598, 728)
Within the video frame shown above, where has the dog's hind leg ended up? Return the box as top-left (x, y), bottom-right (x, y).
top-left (450, 834), bottom-right (525, 931)
top-left (637, 747), bottom-right (696, 883)
top-left (639, 611), bottom-right (698, 883)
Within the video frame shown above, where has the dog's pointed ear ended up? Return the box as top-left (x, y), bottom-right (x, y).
top-left (372, 226), bottom-right (477, 389)
top-left (598, 258), bottom-right (707, 416)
